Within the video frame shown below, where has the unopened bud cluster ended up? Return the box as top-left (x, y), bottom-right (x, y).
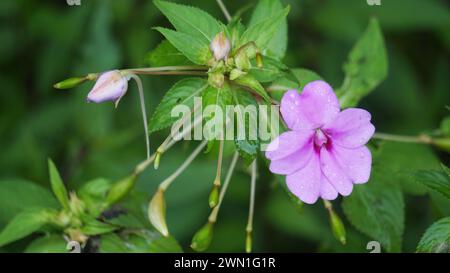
top-left (207, 32), bottom-right (262, 88)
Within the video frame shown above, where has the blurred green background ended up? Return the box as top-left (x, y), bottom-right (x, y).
top-left (0, 0), bottom-right (449, 252)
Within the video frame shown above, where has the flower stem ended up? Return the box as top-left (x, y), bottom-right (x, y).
top-left (372, 132), bottom-right (432, 144)
top-left (245, 160), bottom-right (257, 253)
top-left (214, 139), bottom-right (224, 186)
top-left (134, 116), bottom-right (202, 175)
top-left (130, 71), bottom-right (207, 76)
top-left (124, 66), bottom-right (207, 73)
top-left (128, 74), bottom-right (150, 159)
top-left (208, 152), bottom-right (239, 223)
top-left (155, 109), bottom-right (204, 169)
top-left (158, 140), bottom-right (208, 191)
top-left (216, 0), bottom-right (232, 22)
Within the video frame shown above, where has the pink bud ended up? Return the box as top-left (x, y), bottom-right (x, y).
top-left (210, 32), bottom-right (230, 61)
top-left (87, 70), bottom-right (128, 105)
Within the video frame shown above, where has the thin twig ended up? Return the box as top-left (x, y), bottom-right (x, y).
top-left (209, 152), bottom-right (239, 223)
top-left (373, 132), bottom-right (432, 144)
top-left (128, 74), bottom-right (150, 159)
top-left (216, 0), bottom-right (232, 22)
top-left (129, 71), bottom-right (207, 76)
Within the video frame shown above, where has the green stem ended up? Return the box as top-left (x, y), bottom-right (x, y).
top-left (159, 140), bottom-right (208, 191)
top-left (372, 132), bottom-right (432, 144)
top-left (129, 71), bottom-right (207, 76)
top-left (134, 116), bottom-right (203, 175)
top-left (216, 0), bottom-right (232, 22)
top-left (124, 66), bottom-right (207, 73)
top-left (245, 160), bottom-right (257, 253)
top-left (208, 152), bottom-right (239, 223)
top-left (128, 74), bottom-right (150, 159)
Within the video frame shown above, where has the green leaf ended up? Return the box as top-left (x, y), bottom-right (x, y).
top-left (202, 84), bottom-right (233, 125)
top-left (375, 142), bottom-right (440, 195)
top-left (249, 56), bottom-right (287, 82)
top-left (149, 78), bottom-right (208, 132)
top-left (99, 230), bottom-right (182, 253)
top-left (154, 0), bottom-right (222, 44)
top-left (104, 174), bottom-right (137, 207)
top-left (144, 40), bottom-right (193, 67)
top-left (413, 169), bottom-right (450, 200)
top-left (292, 68), bottom-right (323, 89)
top-left (48, 159), bottom-right (69, 210)
top-left (248, 0), bottom-right (288, 60)
top-left (230, 87), bottom-right (260, 164)
top-left (342, 166), bottom-right (404, 252)
top-left (202, 84), bottom-right (233, 151)
top-left (239, 6), bottom-right (290, 51)
top-left (99, 233), bottom-right (128, 252)
top-left (104, 213), bottom-right (147, 229)
top-left (266, 68), bottom-right (322, 99)
top-left (233, 74), bottom-right (271, 102)
top-left (154, 27), bottom-right (212, 65)
top-left (0, 208), bottom-right (54, 247)
top-left (227, 20), bottom-right (245, 50)
top-left (0, 179), bottom-right (58, 224)
top-left (80, 216), bottom-right (118, 236)
top-left (78, 178), bottom-right (112, 217)
top-left (25, 234), bottom-right (67, 253)
top-left (442, 163), bottom-right (450, 176)
top-left (417, 217), bottom-right (450, 253)
top-left (336, 18), bottom-right (388, 108)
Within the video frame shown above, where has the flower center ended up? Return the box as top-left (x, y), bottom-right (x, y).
top-left (314, 129), bottom-right (328, 148)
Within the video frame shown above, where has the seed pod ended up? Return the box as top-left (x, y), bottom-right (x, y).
top-left (148, 188), bottom-right (169, 237)
top-left (191, 221), bottom-right (214, 252)
top-left (329, 210), bottom-right (346, 245)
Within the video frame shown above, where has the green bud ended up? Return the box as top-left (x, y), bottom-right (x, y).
top-left (154, 151), bottom-right (162, 170)
top-left (53, 76), bottom-right (87, 89)
top-left (68, 192), bottom-right (85, 216)
top-left (229, 69), bottom-right (247, 81)
top-left (245, 231), bottom-right (252, 253)
top-left (256, 53), bottom-right (263, 68)
top-left (235, 52), bottom-right (251, 71)
top-left (329, 210), bottom-right (346, 245)
top-left (208, 184), bottom-right (219, 208)
top-left (208, 72), bottom-right (225, 89)
top-left (191, 221), bottom-right (214, 252)
top-left (244, 44), bottom-right (258, 59)
top-left (440, 117), bottom-right (450, 137)
top-left (148, 189), bottom-right (169, 237)
top-left (432, 138), bottom-right (450, 153)
top-left (104, 174), bottom-right (137, 207)
top-left (66, 228), bottom-right (88, 245)
top-left (53, 210), bottom-right (71, 228)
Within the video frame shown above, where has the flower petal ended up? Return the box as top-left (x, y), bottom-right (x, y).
top-left (320, 178), bottom-right (339, 201)
top-left (320, 148), bottom-right (353, 196)
top-left (332, 145), bottom-right (372, 184)
top-left (265, 130), bottom-right (314, 161)
top-left (286, 154), bottom-right (321, 204)
top-left (280, 90), bottom-right (309, 130)
top-left (269, 142), bottom-right (313, 175)
top-left (87, 70), bottom-right (128, 104)
top-left (280, 81), bottom-right (340, 130)
top-left (323, 108), bottom-right (375, 148)
top-left (299, 80), bottom-right (340, 129)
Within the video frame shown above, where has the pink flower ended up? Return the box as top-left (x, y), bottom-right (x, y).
top-left (87, 70), bottom-right (128, 105)
top-left (265, 80), bottom-right (375, 204)
top-left (210, 32), bottom-right (231, 61)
